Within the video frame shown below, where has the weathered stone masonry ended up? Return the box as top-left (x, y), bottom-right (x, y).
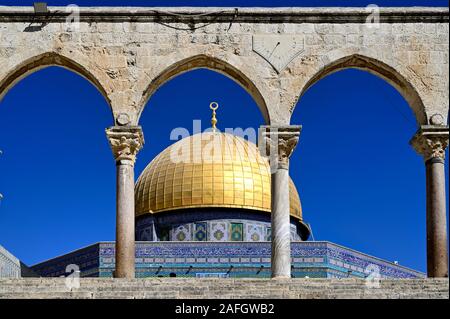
top-left (0, 7), bottom-right (448, 278)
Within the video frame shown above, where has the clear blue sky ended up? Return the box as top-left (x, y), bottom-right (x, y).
top-left (0, 0), bottom-right (448, 273)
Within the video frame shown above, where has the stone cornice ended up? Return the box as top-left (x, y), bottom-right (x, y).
top-left (0, 6), bottom-right (448, 23)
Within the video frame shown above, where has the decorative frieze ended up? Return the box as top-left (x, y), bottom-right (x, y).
top-left (136, 216), bottom-right (303, 242)
top-left (30, 242), bottom-right (426, 279)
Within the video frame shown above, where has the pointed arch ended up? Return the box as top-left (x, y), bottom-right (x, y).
top-left (138, 54), bottom-right (270, 124)
top-left (0, 52), bottom-right (113, 115)
top-left (295, 53), bottom-right (427, 125)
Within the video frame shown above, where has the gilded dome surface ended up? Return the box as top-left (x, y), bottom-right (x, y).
top-left (135, 132), bottom-right (303, 220)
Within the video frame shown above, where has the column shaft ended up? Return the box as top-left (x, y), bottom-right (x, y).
top-left (271, 167), bottom-right (291, 278)
top-left (410, 125), bottom-right (449, 278)
top-left (115, 161), bottom-right (136, 278)
top-left (260, 125), bottom-right (301, 279)
top-left (426, 158), bottom-right (448, 277)
top-left (106, 126), bottom-right (144, 279)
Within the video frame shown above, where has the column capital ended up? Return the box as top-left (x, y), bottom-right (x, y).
top-left (106, 126), bottom-right (144, 165)
top-left (259, 125), bottom-right (301, 170)
top-left (410, 125), bottom-right (449, 163)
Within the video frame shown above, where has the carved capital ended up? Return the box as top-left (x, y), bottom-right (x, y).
top-left (410, 125), bottom-right (449, 162)
top-left (259, 125), bottom-right (301, 171)
top-left (106, 126), bottom-right (144, 165)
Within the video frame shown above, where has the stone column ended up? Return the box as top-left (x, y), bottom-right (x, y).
top-left (106, 126), bottom-right (144, 278)
top-left (410, 125), bottom-right (449, 278)
top-left (260, 125), bottom-right (301, 279)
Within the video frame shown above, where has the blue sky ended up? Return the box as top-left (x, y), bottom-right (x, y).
top-left (0, 0), bottom-right (448, 273)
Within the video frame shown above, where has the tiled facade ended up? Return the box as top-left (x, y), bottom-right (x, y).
top-left (31, 241), bottom-right (424, 279)
top-left (136, 209), bottom-right (305, 243)
top-left (0, 245), bottom-right (21, 278)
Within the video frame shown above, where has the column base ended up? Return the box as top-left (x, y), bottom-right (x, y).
top-left (271, 276), bottom-right (291, 280)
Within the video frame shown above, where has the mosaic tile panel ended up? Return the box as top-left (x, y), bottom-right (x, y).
top-left (209, 222), bottom-right (228, 242)
top-left (172, 224), bottom-right (191, 241)
top-left (230, 223), bottom-right (243, 241)
top-left (194, 222), bottom-right (207, 241)
top-left (137, 213), bottom-right (306, 242)
top-left (246, 224), bottom-right (264, 242)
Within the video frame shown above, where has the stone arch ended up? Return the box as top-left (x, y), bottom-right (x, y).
top-left (137, 54), bottom-right (271, 124)
top-left (293, 53), bottom-right (427, 125)
top-left (0, 52), bottom-right (113, 115)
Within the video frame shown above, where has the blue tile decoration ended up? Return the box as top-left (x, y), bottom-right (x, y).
top-left (194, 222), bottom-right (207, 241)
top-left (176, 231), bottom-right (186, 241)
top-left (230, 223), bottom-right (243, 241)
top-left (266, 228), bottom-right (271, 241)
top-left (210, 222), bottom-right (228, 242)
top-left (214, 229), bottom-right (225, 240)
top-left (172, 224), bottom-right (191, 242)
top-left (136, 210), bottom-right (303, 242)
top-left (246, 224), bottom-right (263, 241)
top-left (31, 241), bottom-right (425, 279)
top-left (31, 244), bottom-right (100, 278)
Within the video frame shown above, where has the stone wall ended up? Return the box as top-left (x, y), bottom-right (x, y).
top-left (0, 7), bottom-right (448, 126)
top-left (0, 245), bottom-right (20, 278)
top-left (0, 278), bottom-right (448, 299)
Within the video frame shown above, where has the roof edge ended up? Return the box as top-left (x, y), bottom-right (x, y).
top-left (0, 6), bottom-right (448, 23)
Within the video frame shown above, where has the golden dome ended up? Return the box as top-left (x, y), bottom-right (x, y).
top-left (135, 132), bottom-right (303, 220)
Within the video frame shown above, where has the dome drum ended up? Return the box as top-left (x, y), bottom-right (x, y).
top-left (136, 208), bottom-right (310, 242)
